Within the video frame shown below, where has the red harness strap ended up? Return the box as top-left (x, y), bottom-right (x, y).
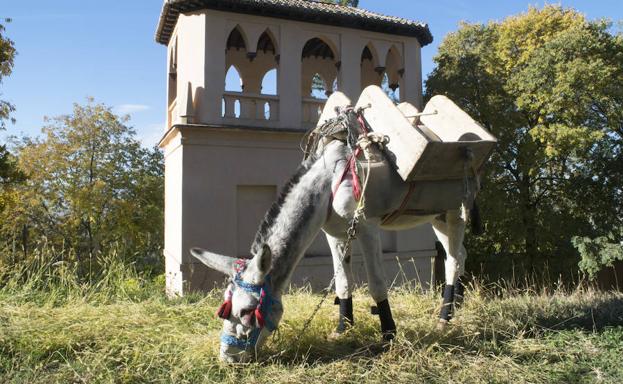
top-left (381, 182), bottom-right (417, 226)
top-left (332, 147), bottom-right (362, 200)
top-left (326, 111), bottom-right (370, 222)
top-left (332, 112), bottom-right (369, 200)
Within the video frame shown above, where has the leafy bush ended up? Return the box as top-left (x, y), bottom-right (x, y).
top-left (0, 99), bottom-right (164, 277)
top-left (426, 6), bottom-right (623, 276)
top-left (573, 229), bottom-right (623, 277)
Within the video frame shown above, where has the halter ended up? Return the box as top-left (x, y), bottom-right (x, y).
top-left (217, 259), bottom-right (282, 350)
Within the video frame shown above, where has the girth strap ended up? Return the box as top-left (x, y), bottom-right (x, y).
top-left (381, 182), bottom-right (417, 225)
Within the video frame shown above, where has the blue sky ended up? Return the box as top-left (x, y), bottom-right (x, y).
top-left (1, 0), bottom-right (621, 146)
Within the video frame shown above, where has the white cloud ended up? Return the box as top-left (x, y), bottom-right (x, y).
top-left (114, 104), bottom-right (151, 115)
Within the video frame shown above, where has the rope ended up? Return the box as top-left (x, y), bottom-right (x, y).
top-left (302, 107), bottom-right (355, 160)
top-left (302, 105), bottom-right (373, 160)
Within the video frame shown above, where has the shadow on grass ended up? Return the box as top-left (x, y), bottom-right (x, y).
top-left (262, 292), bottom-right (623, 366)
top-left (532, 295), bottom-right (623, 332)
top-left (259, 326), bottom-right (393, 366)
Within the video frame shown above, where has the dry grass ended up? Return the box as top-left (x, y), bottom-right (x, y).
top-left (1, 256), bottom-right (622, 383)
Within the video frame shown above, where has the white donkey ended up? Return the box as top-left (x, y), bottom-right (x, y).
top-left (191, 87), bottom-right (493, 362)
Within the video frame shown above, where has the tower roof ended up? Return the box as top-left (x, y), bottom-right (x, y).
top-left (155, 0), bottom-right (433, 47)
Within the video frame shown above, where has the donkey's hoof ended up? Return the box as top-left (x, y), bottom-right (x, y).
top-left (328, 324), bottom-right (352, 340)
top-left (382, 329), bottom-right (396, 342)
top-left (436, 319), bottom-right (449, 331)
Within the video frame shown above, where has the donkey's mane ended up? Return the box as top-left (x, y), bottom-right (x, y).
top-left (249, 154), bottom-right (319, 255)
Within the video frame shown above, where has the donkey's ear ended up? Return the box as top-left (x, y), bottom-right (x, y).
top-left (190, 247), bottom-right (236, 276)
top-left (253, 244), bottom-right (272, 274)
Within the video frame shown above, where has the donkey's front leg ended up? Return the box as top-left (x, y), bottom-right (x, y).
top-left (432, 211), bottom-right (467, 326)
top-left (357, 222), bottom-right (396, 341)
top-left (326, 233), bottom-right (354, 334)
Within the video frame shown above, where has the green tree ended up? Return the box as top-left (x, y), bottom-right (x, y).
top-left (425, 6), bottom-right (623, 276)
top-left (0, 18), bottom-right (15, 130)
top-left (1, 100), bottom-right (163, 275)
top-left (0, 18), bottom-right (20, 189)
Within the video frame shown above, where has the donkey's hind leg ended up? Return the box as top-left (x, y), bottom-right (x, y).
top-left (432, 210), bottom-right (467, 326)
top-left (357, 222), bottom-right (396, 340)
top-left (326, 233), bottom-right (354, 334)
top-left (453, 244), bottom-right (468, 308)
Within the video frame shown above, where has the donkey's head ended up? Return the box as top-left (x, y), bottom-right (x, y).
top-left (190, 244), bottom-right (282, 363)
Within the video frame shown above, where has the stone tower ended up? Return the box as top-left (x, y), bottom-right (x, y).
top-left (155, 0), bottom-right (435, 295)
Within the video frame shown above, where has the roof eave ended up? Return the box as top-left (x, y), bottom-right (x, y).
top-left (155, 0), bottom-right (433, 47)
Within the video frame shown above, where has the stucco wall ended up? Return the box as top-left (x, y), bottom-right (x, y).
top-left (161, 126), bottom-right (435, 293)
top-left (161, 8), bottom-right (432, 295)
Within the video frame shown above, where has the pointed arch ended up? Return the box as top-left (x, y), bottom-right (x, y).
top-left (361, 42), bottom-right (383, 89)
top-left (301, 36), bottom-right (338, 100)
top-left (168, 36), bottom-right (178, 107)
top-left (302, 37), bottom-right (337, 60)
top-left (226, 25), bottom-right (249, 52)
top-left (360, 42), bottom-right (380, 68)
top-left (385, 45), bottom-right (403, 72)
top-left (225, 64), bottom-right (243, 92)
top-left (385, 44), bottom-right (404, 99)
top-left (257, 28), bottom-right (279, 55)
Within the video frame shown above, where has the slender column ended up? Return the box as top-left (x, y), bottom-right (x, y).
top-left (175, 13), bottom-right (208, 123)
top-left (338, 32), bottom-right (361, 101)
top-left (278, 24), bottom-right (302, 128)
top-left (200, 13), bottom-right (227, 124)
top-left (402, 38), bottom-right (423, 109)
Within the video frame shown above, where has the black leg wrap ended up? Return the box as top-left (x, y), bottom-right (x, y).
top-left (376, 299), bottom-right (396, 341)
top-left (335, 297), bottom-right (354, 333)
top-left (454, 277), bottom-right (465, 308)
top-left (439, 284), bottom-right (455, 322)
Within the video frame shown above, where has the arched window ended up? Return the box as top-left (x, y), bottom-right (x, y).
top-left (168, 36), bottom-right (178, 106)
top-left (225, 25), bottom-right (248, 96)
top-left (255, 30), bottom-right (279, 97)
top-left (360, 42), bottom-right (382, 89)
top-left (301, 37), bottom-right (338, 98)
top-left (223, 65), bottom-right (243, 118)
top-left (384, 45), bottom-right (403, 102)
top-left (225, 25), bottom-right (248, 94)
top-left (261, 69), bottom-right (277, 95)
top-left (225, 65), bottom-right (243, 92)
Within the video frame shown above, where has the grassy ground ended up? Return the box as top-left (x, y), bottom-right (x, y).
top-left (1, 260), bottom-right (622, 383)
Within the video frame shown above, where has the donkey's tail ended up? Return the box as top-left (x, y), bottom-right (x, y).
top-left (470, 200), bottom-right (483, 236)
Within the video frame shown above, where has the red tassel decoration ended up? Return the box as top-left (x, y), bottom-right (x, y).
top-left (216, 300), bottom-right (232, 319)
top-left (255, 287), bottom-right (266, 328)
top-left (349, 152), bottom-right (362, 201)
top-left (255, 307), bottom-right (265, 329)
